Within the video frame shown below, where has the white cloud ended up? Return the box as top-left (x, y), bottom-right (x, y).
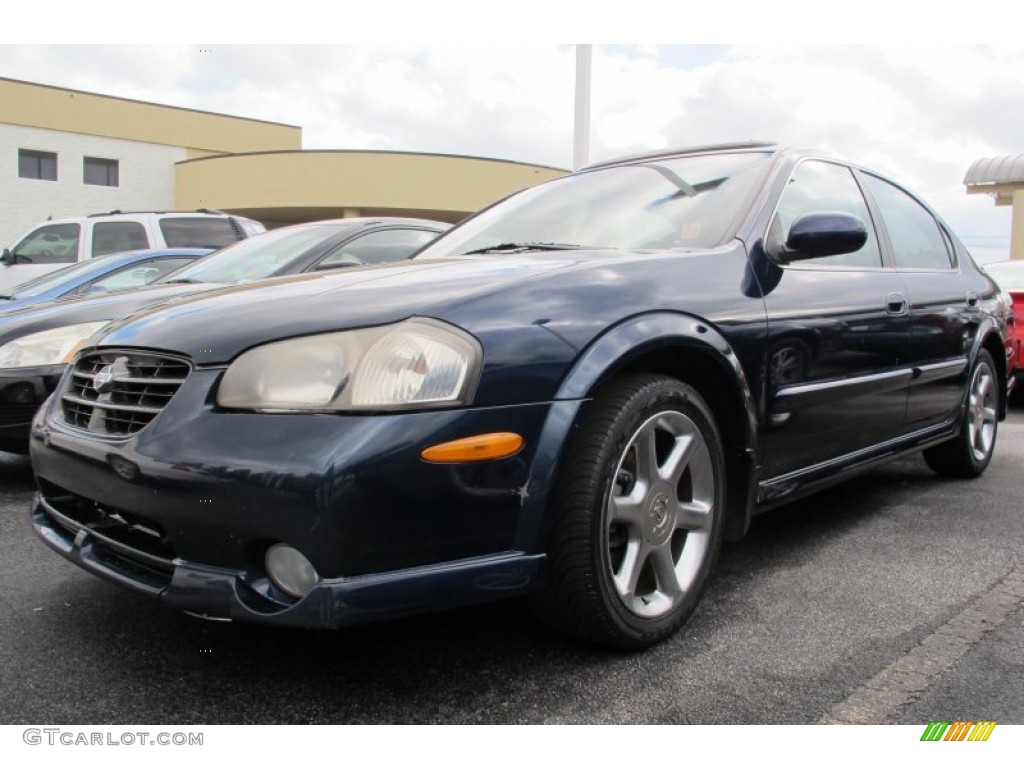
top-left (1, 43), bottom-right (1016, 256)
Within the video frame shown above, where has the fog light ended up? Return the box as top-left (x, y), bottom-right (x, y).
top-left (265, 544), bottom-right (320, 599)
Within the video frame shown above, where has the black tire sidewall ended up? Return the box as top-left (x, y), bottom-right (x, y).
top-left (923, 348), bottom-right (999, 478)
top-left (584, 376), bottom-right (726, 645)
top-left (963, 350), bottom-right (998, 474)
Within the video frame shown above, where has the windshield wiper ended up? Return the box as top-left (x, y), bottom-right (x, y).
top-left (461, 242), bottom-right (588, 255)
top-left (162, 278), bottom-right (204, 284)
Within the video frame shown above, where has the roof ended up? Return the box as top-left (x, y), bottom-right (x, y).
top-left (582, 141), bottom-right (777, 171)
top-left (964, 153), bottom-right (1024, 186)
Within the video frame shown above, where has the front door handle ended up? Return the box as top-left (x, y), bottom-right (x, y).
top-left (886, 292), bottom-right (907, 315)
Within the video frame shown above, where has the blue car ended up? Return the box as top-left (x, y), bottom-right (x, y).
top-left (29, 144), bottom-right (1010, 649)
top-left (0, 248), bottom-right (212, 312)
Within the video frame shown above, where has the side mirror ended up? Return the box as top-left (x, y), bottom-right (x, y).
top-left (1, 248), bottom-right (13, 266)
top-left (774, 212), bottom-right (868, 263)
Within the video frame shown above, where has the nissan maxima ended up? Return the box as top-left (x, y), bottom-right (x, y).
top-left (29, 143), bottom-right (1009, 649)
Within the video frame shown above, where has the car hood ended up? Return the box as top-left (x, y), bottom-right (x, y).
top-left (0, 282), bottom-right (221, 345)
top-left (94, 253), bottom-right (636, 363)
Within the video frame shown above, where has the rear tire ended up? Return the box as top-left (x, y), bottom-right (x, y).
top-left (923, 349), bottom-right (999, 478)
top-left (537, 374), bottom-right (726, 650)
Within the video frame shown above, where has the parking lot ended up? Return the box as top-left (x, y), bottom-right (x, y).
top-left (1, 405), bottom-right (1022, 725)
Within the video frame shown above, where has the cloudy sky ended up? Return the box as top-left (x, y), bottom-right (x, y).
top-left (3, 40), bottom-right (1020, 261)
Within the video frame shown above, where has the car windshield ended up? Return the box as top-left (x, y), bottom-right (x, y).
top-left (415, 151), bottom-right (774, 259)
top-left (4, 254), bottom-right (119, 298)
top-left (985, 261), bottom-right (1024, 291)
top-left (159, 223), bottom-right (353, 285)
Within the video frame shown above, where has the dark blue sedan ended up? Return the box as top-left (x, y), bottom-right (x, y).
top-left (0, 248), bottom-right (211, 312)
top-left (29, 143), bottom-right (1011, 649)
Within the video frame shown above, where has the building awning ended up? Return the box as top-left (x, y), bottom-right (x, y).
top-left (965, 153), bottom-right (1024, 185)
top-left (964, 153), bottom-right (1024, 206)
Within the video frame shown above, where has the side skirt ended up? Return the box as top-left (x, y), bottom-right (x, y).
top-left (754, 419), bottom-right (960, 513)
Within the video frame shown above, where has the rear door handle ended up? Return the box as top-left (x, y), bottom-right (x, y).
top-left (886, 292), bottom-right (907, 315)
top-left (967, 291), bottom-right (978, 307)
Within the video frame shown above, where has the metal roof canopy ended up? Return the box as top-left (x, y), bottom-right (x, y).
top-left (964, 153), bottom-right (1024, 209)
top-left (964, 153), bottom-right (1024, 186)
top-left (965, 152), bottom-right (1024, 260)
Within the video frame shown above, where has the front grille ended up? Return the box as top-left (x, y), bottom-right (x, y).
top-left (61, 350), bottom-right (191, 436)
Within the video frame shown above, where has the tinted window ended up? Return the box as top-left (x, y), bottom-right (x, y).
top-left (82, 257), bottom-right (196, 294)
top-left (92, 222), bottom-right (149, 256)
top-left (159, 218), bottom-right (239, 248)
top-left (8, 256), bottom-right (116, 297)
top-left (862, 174), bottom-right (953, 270)
top-left (318, 229), bottom-right (438, 268)
top-left (164, 224), bottom-right (354, 284)
top-left (771, 161), bottom-right (882, 268)
top-left (11, 223), bottom-right (80, 264)
top-left (18, 149), bottom-right (57, 181)
top-left (84, 157), bottom-right (119, 187)
top-left (417, 152), bottom-right (773, 258)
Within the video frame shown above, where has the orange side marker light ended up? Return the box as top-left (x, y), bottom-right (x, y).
top-left (421, 433), bottom-right (524, 463)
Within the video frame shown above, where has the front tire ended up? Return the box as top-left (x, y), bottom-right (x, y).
top-left (923, 349), bottom-right (999, 478)
top-left (538, 374), bottom-right (726, 649)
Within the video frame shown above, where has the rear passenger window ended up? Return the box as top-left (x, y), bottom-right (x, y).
top-left (317, 229), bottom-right (438, 268)
top-left (862, 174), bottom-right (953, 270)
top-left (91, 222), bottom-right (149, 256)
top-left (160, 218), bottom-right (239, 248)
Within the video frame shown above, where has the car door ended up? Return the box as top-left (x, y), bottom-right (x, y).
top-left (2, 223), bottom-right (82, 291)
top-left (760, 160), bottom-right (912, 478)
top-left (858, 172), bottom-right (980, 430)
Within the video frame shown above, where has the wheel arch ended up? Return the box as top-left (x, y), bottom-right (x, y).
top-left (517, 313), bottom-right (760, 555)
top-left (973, 319), bottom-right (1008, 420)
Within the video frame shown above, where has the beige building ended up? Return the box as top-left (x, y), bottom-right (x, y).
top-left (964, 153), bottom-right (1024, 260)
top-left (1, 77), bottom-right (566, 247)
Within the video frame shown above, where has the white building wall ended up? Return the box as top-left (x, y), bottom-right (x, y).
top-left (0, 123), bottom-right (186, 248)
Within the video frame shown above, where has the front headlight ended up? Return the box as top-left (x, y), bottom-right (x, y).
top-left (0, 321), bottom-right (111, 368)
top-left (217, 319), bottom-right (482, 411)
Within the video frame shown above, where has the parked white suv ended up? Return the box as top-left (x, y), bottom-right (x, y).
top-left (0, 210), bottom-right (265, 292)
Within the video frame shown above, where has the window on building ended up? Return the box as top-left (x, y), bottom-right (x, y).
top-left (18, 149), bottom-right (58, 181)
top-left (84, 157), bottom-right (119, 187)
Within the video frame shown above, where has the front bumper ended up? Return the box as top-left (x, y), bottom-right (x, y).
top-left (30, 368), bottom-right (571, 626)
top-left (32, 491), bottom-right (544, 628)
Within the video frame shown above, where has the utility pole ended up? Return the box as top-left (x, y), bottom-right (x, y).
top-left (574, 44), bottom-right (592, 170)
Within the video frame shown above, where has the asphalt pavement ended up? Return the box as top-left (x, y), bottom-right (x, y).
top-left (0, 405), bottom-right (1022, 725)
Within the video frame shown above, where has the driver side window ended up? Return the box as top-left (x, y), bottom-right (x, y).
top-left (773, 161), bottom-right (882, 268)
top-left (12, 223), bottom-right (80, 264)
